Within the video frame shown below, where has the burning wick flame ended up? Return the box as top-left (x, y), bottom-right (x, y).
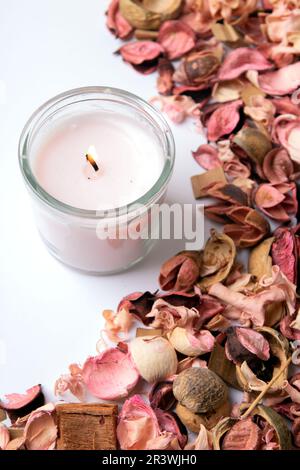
top-left (85, 145), bottom-right (100, 172)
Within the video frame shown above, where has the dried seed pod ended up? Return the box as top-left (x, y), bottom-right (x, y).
top-left (233, 127), bottom-right (272, 166)
top-left (129, 336), bottom-right (178, 383)
top-left (174, 50), bottom-right (220, 86)
top-left (173, 368), bottom-right (228, 414)
top-left (119, 0), bottom-right (182, 30)
top-left (248, 237), bottom-right (274, 280)
top-left (197, 230), bottom-right (236, 290)
top-left (236, 327), bottom-right (290, 394)
top-left (213, 405), bottom-right (292, 450)
top-left (175, 400), bottom-right (230, 433)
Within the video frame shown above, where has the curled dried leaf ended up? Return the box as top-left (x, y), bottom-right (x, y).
top-left (248, 237), bottom-right (274, 279)
top-left (197, 229), bottom-right (236, 290)
top-left (232, 127), bottom-right (272, 166)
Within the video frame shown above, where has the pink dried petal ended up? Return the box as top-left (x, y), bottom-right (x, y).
top-left (223, 157), bottom-right (251, 179)
top-left (196, 294), bottom-right (225, 327)
top-left (54, 363), bottom-right (85, 401)
top-left (235, 327), bottom-right (270, 361)
top-left (272, 97), bottom-right (300, 117)
top-left (159, 250), bottom-right (202, 291)
top-left (24, 404), bottom-right (57, 451)
top-left (82, 347), bottom-right (139, 400)
top-left (158, 21), bottom-right (196, 60)
top-left (150, 95), bottom-right (199, 124)
top-left (0, 424), bottom-right (10, 450)
top-left (0, 384), bottom-right (44, 424)
top-left (207, 100), bottom-right (242, 141)
top-left (118, 41), bottom-right (163, 65)
top-left (103, 307), bottom-right (133, 342)
top-left (263, 148), bottom-right (294, 184)
top-left (117, 395), bottom-right (160, 450)
top-left (186, 329), bottom-right (215, 353)
top-left (146, 299), bottom-right (199, 333)
top-left (209, 266), bottom-right (296, 326)
top-left (222, 417), bottom-right (261, 450)
top-left (280, 313), bottom-right (300, 341)
top-left (272, 228), bottom-right (296, 283)
top-left (218, 47), bottom-right (273, 81)
top-left (258, 61), bottom-right (300, 96)
top-left (192, 144), bottom-right (221, 170)
top-left (255, 184), bottom-right (285, 208)
top-left (155, 409), bottom-right (187, 449)
top-left (106, 0), bottom-right (133, 39)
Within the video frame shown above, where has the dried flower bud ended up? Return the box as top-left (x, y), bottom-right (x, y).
top-left (159, 250), bottom-right (202, 291)
top-left (174, 50), bottom-right (220, 86)
top-left (129, 336), bottom-right (178, 383)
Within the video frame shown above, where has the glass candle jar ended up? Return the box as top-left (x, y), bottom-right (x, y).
top-left (19, 87), bottom-right (175, 274)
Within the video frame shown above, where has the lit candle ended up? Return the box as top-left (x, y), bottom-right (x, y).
top-left (19, 87), bottom-right (175, 273)
top-left (32, 111), bottom-right (165, 211)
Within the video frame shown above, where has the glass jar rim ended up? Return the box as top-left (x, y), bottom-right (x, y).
top-left (18, 86), bottom-right (175, 219)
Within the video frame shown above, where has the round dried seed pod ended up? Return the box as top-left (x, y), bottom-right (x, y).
top-left (236, 326), bottom-right (290, 394)
top-left (176, 400), bottom-right (230, 432)
top-left (120, 0), bottom-right (182, 30)
top-left (213, 405), bottom-right (292, 450)
top-left (173, 368), bottom-right (228, 413)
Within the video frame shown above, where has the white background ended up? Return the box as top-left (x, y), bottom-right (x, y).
top-left (0, 0), bottom-right (211, 400)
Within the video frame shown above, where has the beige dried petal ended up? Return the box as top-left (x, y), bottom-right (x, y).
top-left (212, 79), bottom-right (244, 103)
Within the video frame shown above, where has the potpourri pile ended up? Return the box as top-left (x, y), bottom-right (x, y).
top-left (1, 0), bottom-right (300, 451)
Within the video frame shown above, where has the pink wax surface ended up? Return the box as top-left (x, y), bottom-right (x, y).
top-left (32, 111), bottom-right (164, 210)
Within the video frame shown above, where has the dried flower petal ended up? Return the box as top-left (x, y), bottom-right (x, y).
top-left (146, 299), bottom-right (199, 332)
top-left (192, 144), bottom-right (221, 170)
top-left (218, 47), bottom-right (272, 81)
top-left (207, 100), bottom-right (242, 141)
top-left (102, 307), bottom-right (133, 342)
top-left (106, 0), bottom-right (133, 39)
top-left (54, 363), bottom-right (85, 401)
top-left (24, 403), bottom-right (57, 451)
top-left (184, 424), bottom-right (212, 450)
top-left (0, 385), bottom-right (44, 424)
top-left (118, 41), bottom-right (163, 73)
top-left (263, 147), bottom-right (294, 184)
top-left (155, 409), bottom-right (187, 449)
top-left (292, 417), bottom-right (300, 447)
top-left (0, 424), bottom-right (10, 450)
top-left (82, 347), bottom-right (139, 400)
top-left (254, 182), bottom-right (298, 222)
top-left (158, 20), bottom-right (196, 60)
top-left (258, 61), bottom-right (300, 96)
top-left (159, 250), bottom-right (202, 291)
top-left (150, 94), bottom-right (199, 124)
top-left (222, 417), bottom-right (261, 450)
top-left (149, 380), bottom-right (176, 410)
top-left (117, 395), bottom-right (160, 450)
top-left (235, 327), bottom-right (270, 361)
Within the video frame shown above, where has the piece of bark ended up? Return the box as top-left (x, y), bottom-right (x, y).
top-left (191, 167), bottom-right (227, 199)
top-left (136, 328), bottom-right (162, 337)
top-left (56, 403), bottom-right (118, 450)
top-left (208, 342), bottom-right (241, 390)
top-left (9, 427), bottom-right (24, 440)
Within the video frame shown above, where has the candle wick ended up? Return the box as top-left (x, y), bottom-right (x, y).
top-left (86, 153), bottom-right (99, 172)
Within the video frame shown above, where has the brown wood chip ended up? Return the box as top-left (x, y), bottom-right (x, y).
top-left (56, 403), bottom-right (118, 450)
